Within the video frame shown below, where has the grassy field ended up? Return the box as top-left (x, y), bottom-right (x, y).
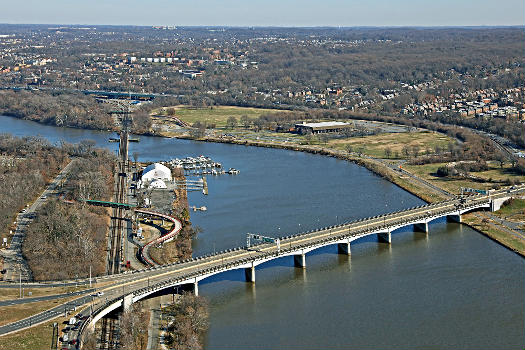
top-left (0, 296), bottom-right (75, 327)
top-left (326, 131), bottom-right (454, 159)
top-left (404, 161), bottom-right (523, 195)
top-left (0, 317), bottom-right (68, 350)
top-left (493, 198), bottom-right (525, 224)
top-left (463, 213), bottom-right (525, 256)
top-left (153, 105), bottom-right (288, 128)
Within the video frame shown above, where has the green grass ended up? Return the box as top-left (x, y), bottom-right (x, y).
top-left (494, 198), bottom-right (525, 223)
top-left (0, 318), bottom-right (63, 350)
top-left (326, 131), bottom-right (454, 159)
top-left (153, 105), bottom-right (288, 128)
top-left (463, 213), bottom-right (525, 256)
top-left (404, 162), bottom-right (522, 195)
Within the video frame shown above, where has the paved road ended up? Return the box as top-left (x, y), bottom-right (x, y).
top-left (0, 288), bottom-right (94, 307)
top-left (1, 187), bottom-right (521, 340)
top-left (0, 160), bottom-right (75, 282)
top-left (146, 308), bottom-right (161, 350)
top-left (0, 293), bottom-right (96, 336)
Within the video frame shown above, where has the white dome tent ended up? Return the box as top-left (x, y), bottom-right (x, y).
top-left (141, 163), bottom-right (172, 182)
top-left (138, 163), bottom-right (172, 189)
top-left (148, 179), bottom-right (167, 189)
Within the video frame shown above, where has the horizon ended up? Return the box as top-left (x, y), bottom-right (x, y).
top-left (1, 23), bottom-right (524, 29)
top-left (1, 0), bottom-right (524, 27)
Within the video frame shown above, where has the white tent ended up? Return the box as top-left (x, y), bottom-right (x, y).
top-left (141, 163), bottom-right (172, 182)
top-left (149, 179), bottom-right (167, 189)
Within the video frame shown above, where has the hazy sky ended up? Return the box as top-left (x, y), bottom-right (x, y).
top-left (2, 0), bottom-right (524, 27)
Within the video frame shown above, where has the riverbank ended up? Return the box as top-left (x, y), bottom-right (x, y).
top-left (146, 169), bottom-right (194, 265)
top-left (168, 133), bottom-right (524, 257)
top-left (173, 134), bottom-right (449, 203)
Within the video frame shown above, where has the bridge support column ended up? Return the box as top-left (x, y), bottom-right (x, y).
top-left (447, 214), bottom-right (462, 223)
top-left (337, 242), bottom-right (351, 255)
top-left (294, 254), bottom-right (306, 268)
top-left (123, 294), bottom-right (133, 312)
top-left (244, 266), bottom-right (255, 283)
top-left (377, 231), bottom-right (391, 244)
top-left (414, 222), bottom-right (428, 233)
top-left (193, 281), bottom-right (199, 296)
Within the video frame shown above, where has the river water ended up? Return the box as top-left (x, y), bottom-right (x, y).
top-left (1, 115), bottom-right (524, 349)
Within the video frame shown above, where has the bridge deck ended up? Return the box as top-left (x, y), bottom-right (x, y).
top-left (73, 187), bottom-right (521, 342)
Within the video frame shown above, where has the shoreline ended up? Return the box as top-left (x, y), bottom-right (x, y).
top-left (172, 134), bottom-right (442, 203)
top-left (171, 133), bottom-right (524, 257)
top-left (1, 114), bottom-right (521, 257)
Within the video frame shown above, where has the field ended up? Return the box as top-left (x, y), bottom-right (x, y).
top-left (463, 212), bottom-right (525, 256)
top-left (0, 297), bottom-right (74, 327)
top-left (493, 198), bottom-right (525, 224)
top-left (326, 131), bottom-right (454, 159)
top-left (153, 105), bottom-right (288, 128)
top-left (0, 317), bottom-right (67, 350)
top-left (404, 161), bottom-right (523, 195)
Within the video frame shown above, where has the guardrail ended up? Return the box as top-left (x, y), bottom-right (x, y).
top-left (136, 209), bottom-right (183, 266)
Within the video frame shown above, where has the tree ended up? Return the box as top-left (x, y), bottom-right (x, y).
top-left (345, 144), bottom-right (353, 154)
top-left (167, 107), bottom-right (176, 116)
top-left (402, 145), bottom-right (411, 158)
top-left (411, 145), bottom-right (420, 158)
top-left (384, 147), bottom-right (392, 158)
top-left (436, 166), bottom-right (449, 177)
top-left (226, 116), bottom-right (237, 129)
top-left (240, 115), bottom-right (251, 129)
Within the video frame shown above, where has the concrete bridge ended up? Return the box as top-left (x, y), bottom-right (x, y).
top-left (79, 187), bottom-right (519, 340)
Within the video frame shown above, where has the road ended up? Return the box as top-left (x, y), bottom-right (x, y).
top-left (1, 187), bottom-right (521, 340)
top-left (0, 160), bottom-right (75, 282)
top-left (0, 293), bottom-right (96, 336)
top-left (0, 288), bottom-right (95, 307)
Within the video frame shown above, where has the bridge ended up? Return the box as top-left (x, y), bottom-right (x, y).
top-left (74, 187), bottom-right (519, 341)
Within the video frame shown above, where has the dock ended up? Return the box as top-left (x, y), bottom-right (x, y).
top-left (202, 176), bottom-right (208, 195)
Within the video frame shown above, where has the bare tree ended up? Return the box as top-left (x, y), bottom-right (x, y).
top-left (226, 116), bottom-right (237, 129)
top-left (384, 147), bottom-right (392, 158)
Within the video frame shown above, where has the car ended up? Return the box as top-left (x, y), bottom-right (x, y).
top-left (41, 195), bottom-right (47, 199)
top-left (96, 291), bottom-right (104, 297)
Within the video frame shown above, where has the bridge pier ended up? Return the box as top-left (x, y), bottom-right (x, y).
top-left (377, 231), bottom-right (391, 244)
top-left (244, 266), bottom-right (255, 283)
top-left (123, 294), bottom-right (133, 312)
top-left (446, 214), bottom-right (462, 223)
top-left (414, 222), bottom-right (429, 233)
top-left (294, 253), bottom-right (306, 268)
top-left (337, 242), bottom-right (351, 255)
top-left (193, 281), bottom-right (199, 296)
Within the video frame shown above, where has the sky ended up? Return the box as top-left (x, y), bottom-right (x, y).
top-left (1, 0), bottom-right (524, 27)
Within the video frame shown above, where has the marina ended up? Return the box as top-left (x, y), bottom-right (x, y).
top-left (168, 155), bottom-right (240, 176)
top-left (1, 115), bottom-right (523, 350)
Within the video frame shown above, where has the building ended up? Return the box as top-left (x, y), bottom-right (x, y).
top-left (141, 163), bottom-right (172, 182)
top-left (149, 179), bottom-right (167, 189)
top-left (138, 163), bottom-right (172, 189)
top-left (294, 121), bottom-right (353, 134)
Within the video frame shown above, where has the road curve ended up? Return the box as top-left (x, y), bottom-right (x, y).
top-left (136, 210), bottom-right (183, 266)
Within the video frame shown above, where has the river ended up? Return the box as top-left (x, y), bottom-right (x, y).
top-left (1, 115), bottom-right (524, 349)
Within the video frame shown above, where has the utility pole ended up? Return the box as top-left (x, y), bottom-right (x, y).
top-left (19, 265), bottom-right (22, 299)
top-left (89, 265), bottom-right (92, 288)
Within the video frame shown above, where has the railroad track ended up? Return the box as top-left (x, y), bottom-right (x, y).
top-left (107, 131), bottom-right (129, 275)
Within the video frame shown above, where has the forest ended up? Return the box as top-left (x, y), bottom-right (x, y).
top-left (0, 135), bottom-right (116, 280)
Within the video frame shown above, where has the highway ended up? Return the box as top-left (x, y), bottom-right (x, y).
top-left (0, 288), bottom-right (95, 307)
